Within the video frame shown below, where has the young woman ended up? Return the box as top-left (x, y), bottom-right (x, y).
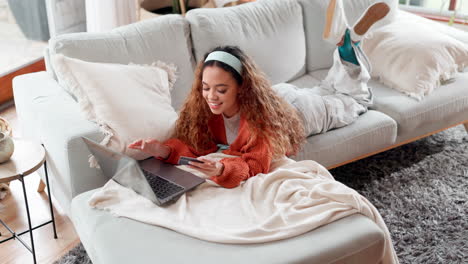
top-left (129, 46), bottom-right (305, 188)
top-left (129, 1), bottom-right (391, 188)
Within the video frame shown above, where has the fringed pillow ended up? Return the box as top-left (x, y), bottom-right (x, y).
top-left (51, 54), bottom-right (179, 165)
top-left (362, 11), bottom-right (468, 100)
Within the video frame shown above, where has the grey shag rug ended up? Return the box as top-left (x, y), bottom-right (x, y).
top-left (55, 125), bottom-right (468, 264)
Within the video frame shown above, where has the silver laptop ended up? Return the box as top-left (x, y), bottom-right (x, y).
top-left (82, 137), bottom-right (205, 206)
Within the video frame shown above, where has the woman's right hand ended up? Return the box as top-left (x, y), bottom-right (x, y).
top-left (128, 139), bottom-right (170, 159)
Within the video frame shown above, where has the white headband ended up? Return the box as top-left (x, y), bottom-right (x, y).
top-left (204, 51), bottom-right (242, 75)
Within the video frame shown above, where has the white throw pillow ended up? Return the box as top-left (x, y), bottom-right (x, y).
top-left (51, 54), bottom-right (179, 161)
top-left (362, 11), bottom-right (468, 100)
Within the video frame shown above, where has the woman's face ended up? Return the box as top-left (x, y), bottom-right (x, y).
top-left (202, 65), bottom-right (240, 118)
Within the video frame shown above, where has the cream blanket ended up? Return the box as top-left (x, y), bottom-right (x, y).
top-left (89, 153), bottom-right (398, 264)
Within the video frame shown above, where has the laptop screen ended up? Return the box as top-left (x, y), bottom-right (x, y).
top-left (83, 137), bottom-right (133, 179)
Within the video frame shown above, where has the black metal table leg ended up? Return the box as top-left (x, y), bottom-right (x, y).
top-left (43, 160), bottom-right (57, 239)
top-left (20, 175), bottom-right (37, 264)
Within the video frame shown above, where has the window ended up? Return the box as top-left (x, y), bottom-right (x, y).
top-left (399, 0), bottom-right (468, 22)
top-left (0, 0), bottom-right (48, 77)
top-left (0, 0), bottom-right (48, 105)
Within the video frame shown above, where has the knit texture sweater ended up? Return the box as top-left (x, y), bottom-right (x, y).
top-left (161, 114), bottom-right (272, 188)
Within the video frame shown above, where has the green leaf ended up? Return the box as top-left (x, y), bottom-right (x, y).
top-left (172, 0), bottom-right (180, 14)
top-left (448, 15), bottom-right (455, 26)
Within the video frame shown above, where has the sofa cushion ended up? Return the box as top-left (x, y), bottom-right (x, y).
top-left (72, 189), bottom-right (385, 264)
top-left (287, 73), bottom-right (321, 88)
top-left (369, 72), bottom-right (468, 143)
top-left (312, 69), bottom-right (468, 144)
top-left (297, 0), bottom-right (398, 72)
top-left (51, 55), bottom-right (178, 160)
top-left (296, 0), bottom-right (334, 71)
top-left (47, 15), bottom-right (195, 110)
top-left (288, 72), bottom-right (397, 167)
top-left (340, 0), bottom-right (399, 27)
top-left (186, 0), bottom-right (306, 84)
top-left (362, 11), bottom-right (468, 100)
top-left (293, 110), bottom-right (397, 168)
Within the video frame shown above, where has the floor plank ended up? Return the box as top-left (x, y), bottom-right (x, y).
top-left (0, 105), bottom-right (80, 264)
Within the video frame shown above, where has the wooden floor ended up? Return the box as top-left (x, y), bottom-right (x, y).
top-left (0, 104), bottom-right (80, 264)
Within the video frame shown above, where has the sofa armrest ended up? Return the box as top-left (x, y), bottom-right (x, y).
top-left (13, 72), bottom-right (108, 215)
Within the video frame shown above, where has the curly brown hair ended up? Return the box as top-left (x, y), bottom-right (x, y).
top-left (173, 46), bottom-right (305, 157)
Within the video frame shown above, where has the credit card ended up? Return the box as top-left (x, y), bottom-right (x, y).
top-left (178, 156), bottom-right (204, 166)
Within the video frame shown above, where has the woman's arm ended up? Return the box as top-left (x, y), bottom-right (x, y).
top-left (162, 138), bottom-right (217, 165)
top-left (128, 139), bottom-right (170, 158)
top-left (128, 138), bottom-right (216, 164)
top-left (211, 137), bottom-right (272, 188)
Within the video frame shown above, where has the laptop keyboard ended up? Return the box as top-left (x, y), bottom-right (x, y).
top-left (142, 169), bottom-right (185, 200)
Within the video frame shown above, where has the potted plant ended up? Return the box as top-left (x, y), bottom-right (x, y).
top-left (172, 0), bottom-right (190, 14)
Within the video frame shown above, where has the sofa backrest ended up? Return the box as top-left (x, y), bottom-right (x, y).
top-left (297, 0), bottom-right (335, 72)
top-left (47, 15), bottom-right (195, 110)
top-left (298, 0), bottom-right (399, 72)
top-left (342, 0), bottom-right (398, 26)
top-left (186, 0), bottom-right (306, 85)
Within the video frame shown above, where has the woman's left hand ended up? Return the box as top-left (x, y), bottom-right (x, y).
top-left (188, 157), bottom-right (224, 177)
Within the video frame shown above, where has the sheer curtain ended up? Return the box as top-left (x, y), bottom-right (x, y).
top-left (85, 0), bottom-right (140, 32)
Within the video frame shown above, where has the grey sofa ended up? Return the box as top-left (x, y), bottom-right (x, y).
top-left (12, 0), bottom-right (468, 263)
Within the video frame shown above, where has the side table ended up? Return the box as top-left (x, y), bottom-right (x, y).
top-left (0, 139), bottom-right (57, 264)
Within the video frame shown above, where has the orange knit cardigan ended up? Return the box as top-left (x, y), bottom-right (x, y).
top-left (160, 114), bottom-right (272, 188)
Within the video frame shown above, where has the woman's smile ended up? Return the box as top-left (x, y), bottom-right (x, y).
top-left (208, 102), bottom-right (223, 109)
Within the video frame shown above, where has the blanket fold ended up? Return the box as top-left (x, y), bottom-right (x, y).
top-left (89, 153), bottom-right (398, 264)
